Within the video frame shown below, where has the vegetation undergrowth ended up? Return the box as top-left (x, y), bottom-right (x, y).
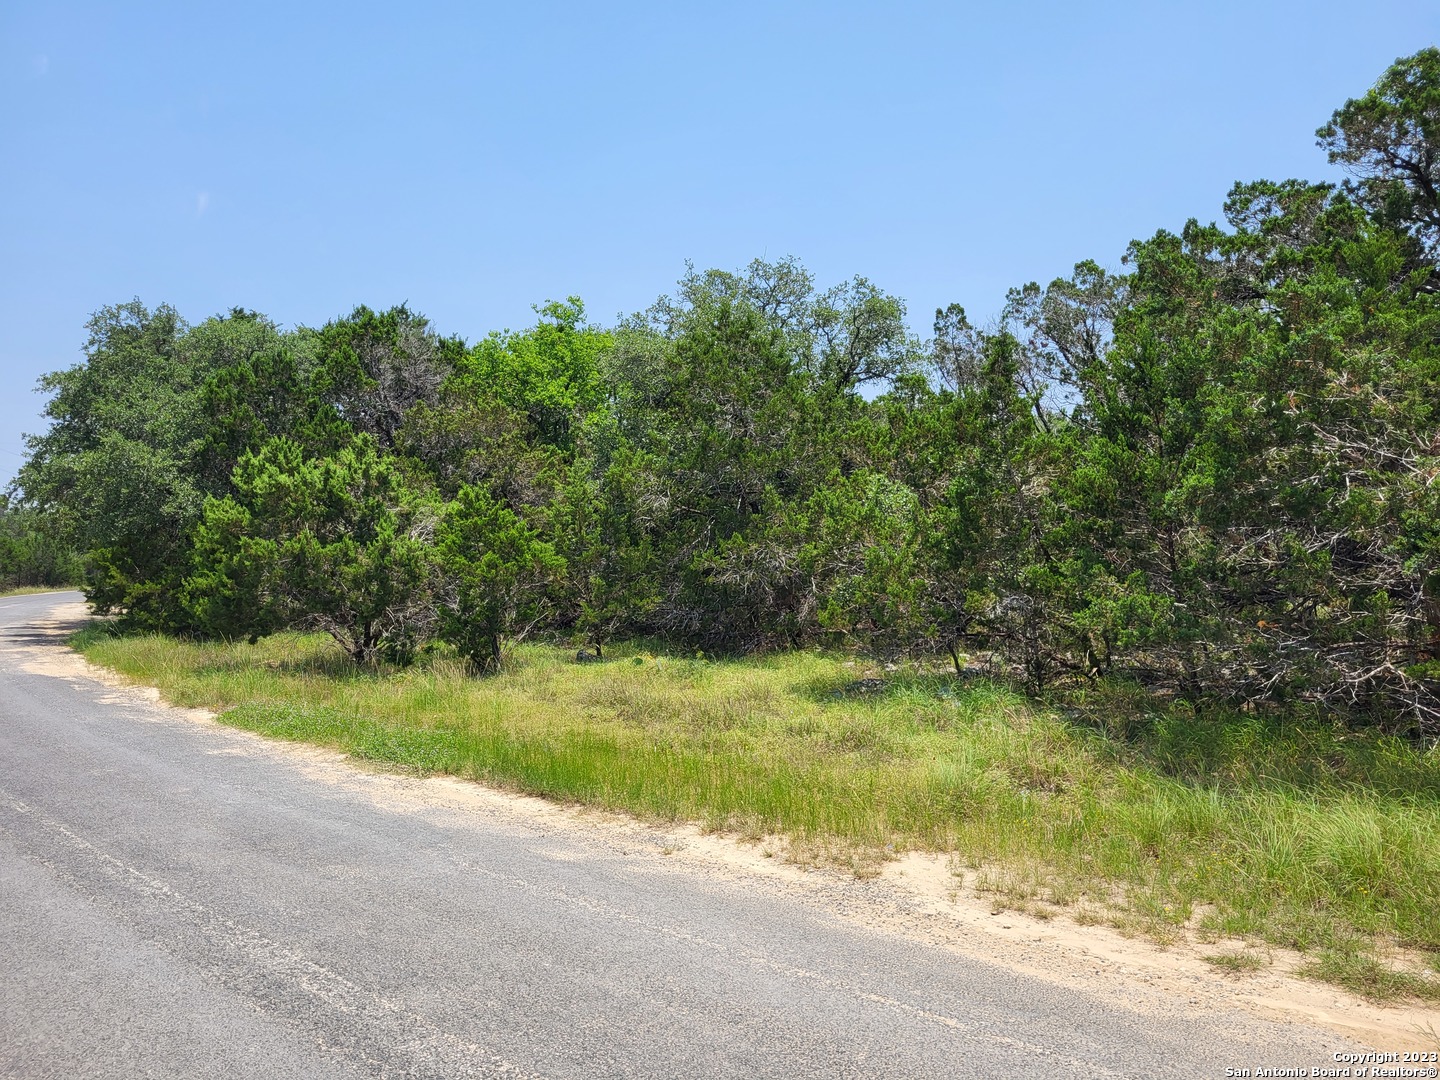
top-left (73, 624), bottom-right (1440, 1004)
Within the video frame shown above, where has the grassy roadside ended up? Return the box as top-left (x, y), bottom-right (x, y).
top-left (73, 625), bottom-right (1440, 1003)
top-left (1, 585), bottom-right (78, 598)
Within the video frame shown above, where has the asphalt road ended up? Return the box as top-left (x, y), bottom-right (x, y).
top-left (0, 591), bottom-right (1366, 1078)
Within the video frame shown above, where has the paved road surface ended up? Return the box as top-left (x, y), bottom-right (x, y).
top-left (0, 592), bottom-right (1365, 1078)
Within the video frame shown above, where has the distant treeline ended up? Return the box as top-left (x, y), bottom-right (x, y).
top-left (0, 500), bottom-right (80, 589)
top-left (14, 50), bottom-right (1440, 738)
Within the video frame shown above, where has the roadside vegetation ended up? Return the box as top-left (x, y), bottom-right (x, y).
top-left (75, 624), bottom-right (1440, 1003)
top-left (17, 49), bottom-right (1440, 1002)
top-left (18, 51), bottom-right (1440, 739)
top-left (0, 501), bottom-right (79, 593)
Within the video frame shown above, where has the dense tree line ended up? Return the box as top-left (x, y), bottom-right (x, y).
top-left (15, 50), bottom-right (1440, 739)
top-left (0, 499), bottom-right (80, 589)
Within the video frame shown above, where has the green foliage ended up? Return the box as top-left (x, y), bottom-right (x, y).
top-left (18, 303), bottom-right (282, 629)
top-left (435, 483), bottom-right (564, 671)
top-left (188, 436), bottom-right (434, 662)
top-left (1042, 173), bottom-right (1440, 730)
top-left (458, 298), bottom-right (609, 451)
top-left (551, 450), bottom-right (658, 654)
top-left (16, 50), bottom-right (1440, 738)
top-left (0, 502), bottom-right (81, 587)
top-left (812, 469), bottom-right (924, 657)
top-left (311, 304), bottom-right (465, 450)
top-left (1318, 46), bottom-right (1440, 260)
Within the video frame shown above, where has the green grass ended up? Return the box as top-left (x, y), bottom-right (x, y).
top-left (1203, 951), bottom-right (1266, 975)
top-left (71, 624), bottom-right (1440, 1003)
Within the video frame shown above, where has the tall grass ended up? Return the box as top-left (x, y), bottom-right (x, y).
top-left (73, 625), bottom-right (1440, 1001)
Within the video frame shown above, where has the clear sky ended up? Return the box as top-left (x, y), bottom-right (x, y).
top-left (2, 2), bottom-right (1435, 487)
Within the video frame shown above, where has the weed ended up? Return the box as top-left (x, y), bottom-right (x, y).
top-left (1204, 952), bottom-right (1266, 975)
top-left (1303, 947), bottom-right (1440, 1003)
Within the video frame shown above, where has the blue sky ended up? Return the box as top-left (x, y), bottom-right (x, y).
top-left (1, 2), bottom-right (1435, 486)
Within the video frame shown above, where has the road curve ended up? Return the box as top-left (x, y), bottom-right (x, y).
top-left (0, 591), bottom-right (1365, 1078)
